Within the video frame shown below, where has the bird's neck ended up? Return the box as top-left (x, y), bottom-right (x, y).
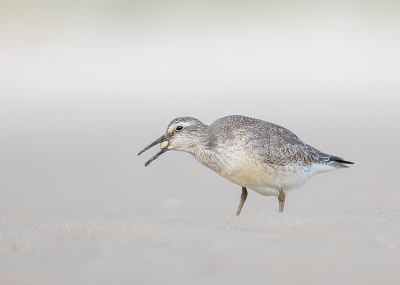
top-left (187, 124), bottom-right (213, 155)
top-left (187, 127), bottom-right (222, 172)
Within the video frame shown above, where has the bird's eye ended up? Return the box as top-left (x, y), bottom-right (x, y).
top-left (176, 126), bottom-right (183, 131)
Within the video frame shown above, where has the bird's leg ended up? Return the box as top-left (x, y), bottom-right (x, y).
top-left (236, 187), bottom-right (248, 216)
top-left (278, 186), bottom-right (285, 213)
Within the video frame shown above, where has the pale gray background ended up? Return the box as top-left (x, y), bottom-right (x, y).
top-left (1, 1), bottom-right (400, 284)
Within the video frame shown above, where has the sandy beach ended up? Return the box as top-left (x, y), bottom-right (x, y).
top-left (1, 211), bottom-right (400, 285)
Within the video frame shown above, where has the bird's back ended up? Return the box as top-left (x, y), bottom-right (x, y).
top-left (209, 115), bottom-right (351, 171)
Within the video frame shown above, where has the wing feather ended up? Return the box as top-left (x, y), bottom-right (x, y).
top-left (210, 115), bottom-right (353, 167)
top-left (241, 121), bottom-right (319, 166)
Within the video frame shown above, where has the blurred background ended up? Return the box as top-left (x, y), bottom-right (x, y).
top-left (1, 0), bottom-right (399, 219)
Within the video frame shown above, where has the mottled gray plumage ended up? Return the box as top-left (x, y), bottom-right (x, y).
top-left (209, 115), bottom-right (345, 167)
top-left (139, 115), bottom-right (354, 213)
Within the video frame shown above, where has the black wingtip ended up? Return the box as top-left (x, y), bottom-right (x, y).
top-left (336, 160), bottom-right (354, 165)
top-left (329, 155), bottom-right (354, 164)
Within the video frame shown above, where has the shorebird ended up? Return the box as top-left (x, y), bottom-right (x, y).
top-left (138, 115), bottom-right (353, 214)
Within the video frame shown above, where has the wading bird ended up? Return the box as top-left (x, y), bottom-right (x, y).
top-left (139, 115), bottom-right (353, 214)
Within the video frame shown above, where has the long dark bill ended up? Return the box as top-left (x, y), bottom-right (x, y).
top-left (138, 135), bottom-right (167, 156)
top-left (144, 148), bottom-right (168, 167)
top-left (138, 135), bottom-right (169, 167)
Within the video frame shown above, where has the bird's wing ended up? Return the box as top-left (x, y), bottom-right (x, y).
top-left (241, 123), bottom-right (319, 166)
top-left (211, 115), bottom-right (332, 166)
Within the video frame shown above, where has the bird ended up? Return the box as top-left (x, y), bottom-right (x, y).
top-left (138, 115), bottom-right (353, 214)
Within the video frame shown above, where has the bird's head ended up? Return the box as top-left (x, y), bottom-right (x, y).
top-left (138, 117), bottom-right (209, 166)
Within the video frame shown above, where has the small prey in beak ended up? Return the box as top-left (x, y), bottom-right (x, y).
top-left (138, 135), bottom-right (169, 166)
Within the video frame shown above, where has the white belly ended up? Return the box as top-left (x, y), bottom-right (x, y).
top-left (210, 152), bottom-right (314, 197)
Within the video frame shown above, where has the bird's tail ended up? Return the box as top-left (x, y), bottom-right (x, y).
top-left (310, 146), bottom-right (354, 170)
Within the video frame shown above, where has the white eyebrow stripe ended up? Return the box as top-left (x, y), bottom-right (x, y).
top-left (168, 121), bottom-right (192, 132)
